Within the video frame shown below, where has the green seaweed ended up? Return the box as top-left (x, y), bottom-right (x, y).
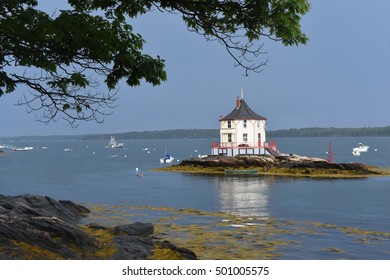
top-left (155, 164), bottom-right (390, 178)
top-left (78, 203), bottom-right (390, 259)
top-left (320, 247), bottom-right (345, 254)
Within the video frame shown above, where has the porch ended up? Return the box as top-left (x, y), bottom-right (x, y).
top-left (211, 141), bottom-right (279, 156)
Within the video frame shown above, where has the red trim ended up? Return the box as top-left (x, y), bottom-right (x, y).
top-left (212, 141), bottom-right (278, 151)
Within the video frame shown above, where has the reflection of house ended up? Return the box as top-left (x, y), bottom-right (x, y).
top-left (215, 176), bottom-right (270, 217)
top-left (211, 90), bottom-right (278, 156)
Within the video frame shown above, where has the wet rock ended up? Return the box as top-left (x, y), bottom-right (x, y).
top-left (112, 235), bottom-right (155, 260)
top-left (0, 194), bottom-right (197, 260)
top-left (155, 240), bottom-right (197, 260)
top-left (0, 194), bottom-right (90, 222)
top-left (0, 194), bottom-right (97, 259)
top-left (114, 222), bottom-right (154, 237)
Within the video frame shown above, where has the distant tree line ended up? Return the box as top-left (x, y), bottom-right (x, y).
top-left (4, 127), bottom-right (390, 140)
top-left (267, 126), bottom-right (390, 137)
top-left (81, 126), bottom-right (390, 140)
top-left (82, 129), bottom-right (220, 140)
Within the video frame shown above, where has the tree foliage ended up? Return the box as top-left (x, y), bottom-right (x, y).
top-left (0, 0), bottom-right (310, 126)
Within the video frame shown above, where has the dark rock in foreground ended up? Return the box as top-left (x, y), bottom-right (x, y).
top-left (0, 194), bottom-right (196, 260)
top-left (0, 194), bottom-right (95, 259)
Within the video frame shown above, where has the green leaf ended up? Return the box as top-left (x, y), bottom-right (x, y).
top-left (63, 104), bottom-right (71, 111)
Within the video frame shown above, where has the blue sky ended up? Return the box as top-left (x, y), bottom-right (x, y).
top-left (1, 0), bottom-right (390, 137)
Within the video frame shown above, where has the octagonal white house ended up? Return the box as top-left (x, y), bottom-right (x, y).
top-left (211, 95), bottom-right (278, 157)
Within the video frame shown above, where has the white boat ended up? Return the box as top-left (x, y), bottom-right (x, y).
top-left (160, 154), bottom-right (174, 164)
top-left (14, 146), bottom-right (34, 151)
top-left (352, 143), bottom-right (369, 156)
top-left (106, 136), bottom-right (124, 148)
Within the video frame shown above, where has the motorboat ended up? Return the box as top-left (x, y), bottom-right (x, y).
top-left (14, 146), bottom-right (34, 151)
top-left (0, 144), bottom-right (33, 151)
top-left (352, 143), bottom-right (369, 156)
top-left (160, 154), bottom-right (174, 164)
top-left (106, 136), bottom-right (124, 148)
top-left (355, 143), bottom-right (369, 152)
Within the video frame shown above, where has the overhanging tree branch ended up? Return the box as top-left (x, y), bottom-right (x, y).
top-left (0, 0), bottom-right (310, 126)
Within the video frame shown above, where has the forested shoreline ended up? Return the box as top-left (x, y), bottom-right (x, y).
top-left (83, 126), bottom-right (390, 140)
top-left (268, 126), bottom-right (390, 137)
top-left (2, 127), bottom-right (390, 141)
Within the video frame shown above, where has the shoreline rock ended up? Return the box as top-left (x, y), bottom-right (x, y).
top-left (161, 154), bottom-right (386, 177)
top-left (0, 194), bottom-right (196, 260)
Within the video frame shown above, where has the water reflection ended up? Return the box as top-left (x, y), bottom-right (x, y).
top-left (213, 176), bottom-right (275, 218)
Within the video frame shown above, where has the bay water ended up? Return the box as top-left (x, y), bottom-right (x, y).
top-left (1, 136), bottom-right (390, 259)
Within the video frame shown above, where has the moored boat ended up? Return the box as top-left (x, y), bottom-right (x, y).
top-left (106, 136), bottom-right (124, 148)
top-left (352, 143), bottom-right (369, 156)
top-left (160, 154), bottom-right (174, 164)
top-left (14, 146), bottom-right (34, 151)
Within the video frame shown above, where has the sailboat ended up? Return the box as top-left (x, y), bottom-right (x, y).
top-left (160, 148), bottom-right (174, 163)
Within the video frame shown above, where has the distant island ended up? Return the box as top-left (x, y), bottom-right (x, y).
top-left (268, 126), bottom-right (390, 137)
top-left (2, 126), bottom-right (390, 141)
top-left (82, 126), bottom-right (390, 140)
top-left (82, 129), bottom-right (220, 140)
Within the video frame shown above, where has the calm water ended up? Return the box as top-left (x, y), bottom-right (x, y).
top-left (1, 136), bottom-right (390, 259)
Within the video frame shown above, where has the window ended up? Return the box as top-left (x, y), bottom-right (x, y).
top-left (243, 133), bottom-right (248, 142)
top-left (243, 120), bottom-right (247, 128)
top-left (227, 121), bottom-right (232, 128)
top-left (227, 133), bottom-right (232, 142)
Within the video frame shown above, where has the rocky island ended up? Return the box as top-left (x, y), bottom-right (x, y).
top-left (155, 96), bottom-right (389, 178)
top-left (0, 194), bottom-right (196, 260)
top-left (157, 154), bottom-right (390, 178)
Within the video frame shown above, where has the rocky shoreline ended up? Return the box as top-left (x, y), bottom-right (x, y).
top-left (158, 154), bottom-right (390, 178)
top-left (0, 194), bottom-right (196, 260)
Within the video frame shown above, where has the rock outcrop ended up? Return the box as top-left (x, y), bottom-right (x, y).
top-left (0, 194), bottom-right (196, 260)
top-left (177, 154), bottom-right (378, 175)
